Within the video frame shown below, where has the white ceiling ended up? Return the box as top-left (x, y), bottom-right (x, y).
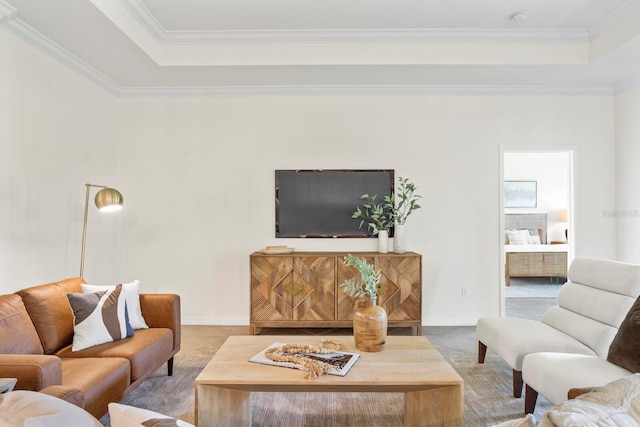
top-left (2, 0), bottom-right (640, 96)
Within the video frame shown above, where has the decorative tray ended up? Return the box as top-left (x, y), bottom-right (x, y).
top-left (261, 246), bottom-right (295, 254)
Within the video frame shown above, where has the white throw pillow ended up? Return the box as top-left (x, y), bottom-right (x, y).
top-left (0, 390), bottom-right (102, 427)
top-left (108, 403), bottom-right (195, 427)
top-left (507, 229), bottom-right (530, 245)
top-left (68, 284), bottom-right (134, 351)
top-left (82, 280), bottom-right (148, 330)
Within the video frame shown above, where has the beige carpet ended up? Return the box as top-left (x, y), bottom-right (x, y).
top-left (100, 325), bottom-right (554, 427)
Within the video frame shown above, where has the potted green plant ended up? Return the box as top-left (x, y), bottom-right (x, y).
top-left (389, 177), bottom-right (421, 253)
top-left (340, 254), bottom-right (387, 352)
top-left (352, 194), bottom-right (393, 253)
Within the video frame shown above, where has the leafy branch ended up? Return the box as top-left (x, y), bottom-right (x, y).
top-left (339, 254), bottom-right (381, 300)
top-left (391, 177), bottom-right (422, 225)
top-left (351, 194), bottom-right (393, 234)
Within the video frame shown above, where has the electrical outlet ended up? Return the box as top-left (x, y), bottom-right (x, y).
top-left (461, 286), bottom-right (469, 297)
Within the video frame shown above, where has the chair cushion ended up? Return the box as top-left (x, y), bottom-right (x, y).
top-left (522, 353), bottom-right (632, 405)
top-left (16, 278), bottom-right (84, 354)
top-left (542, 305), bottom-right (620, 358)
top-left (607, 295), bottom-right (640, 373)
top-left (0, 390), bottom-right (102, 426)
top-left (568, 258), bottom-right (640, 297)
top-left (476, 317), bottom-right (595, 370)
top-left (0, 294), bottom-right (43, 354)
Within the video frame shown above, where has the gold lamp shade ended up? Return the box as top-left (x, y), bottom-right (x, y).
top-left (95, 188), bottom-right (124, 212)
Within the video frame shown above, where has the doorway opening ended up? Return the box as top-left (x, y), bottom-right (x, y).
top-left (499, 148), bottom-right (575, 318)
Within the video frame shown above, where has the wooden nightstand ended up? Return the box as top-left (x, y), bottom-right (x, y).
top-left (0, 378), bottom-right (17, 393)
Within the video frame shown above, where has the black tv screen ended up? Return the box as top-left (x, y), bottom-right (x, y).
top-left (275, 169), bottom-right (395, 238)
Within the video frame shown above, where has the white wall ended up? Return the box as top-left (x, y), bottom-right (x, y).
top-left (0, 30), bottom-right (619, 325)
top-left (0, 30), bottom-right (120, 289)
top-left (615, 86), bottom-right (640, 263)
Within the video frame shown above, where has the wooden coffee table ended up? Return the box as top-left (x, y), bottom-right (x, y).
top-left (195, 335), bottom-right (463, 427)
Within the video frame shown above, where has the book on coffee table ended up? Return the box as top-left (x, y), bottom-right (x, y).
top-left (248, 342), bottom-right (360, 376)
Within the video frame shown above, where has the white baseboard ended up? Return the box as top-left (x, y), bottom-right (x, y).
top-left (182, 316), bottom-right (248, 326)
top-left (181, 316), bottom-right (478, 327)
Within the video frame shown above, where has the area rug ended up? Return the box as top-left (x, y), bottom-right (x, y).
top-left (100, 325), bottom-right (553, 426)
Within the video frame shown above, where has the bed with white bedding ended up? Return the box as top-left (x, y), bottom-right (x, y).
top-left (505, 213), bottom-right (568, 286)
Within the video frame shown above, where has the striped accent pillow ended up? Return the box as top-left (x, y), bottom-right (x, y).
top-left (67, 284), bottom-right (133, 351)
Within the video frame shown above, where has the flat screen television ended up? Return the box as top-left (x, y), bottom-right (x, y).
top-left (275, 169), bottom-right (395, 238)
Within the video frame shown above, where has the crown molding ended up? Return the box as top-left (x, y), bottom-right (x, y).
top-left (589, 0), bottom-right (640, 39)
top-left (121, 0), bottom-right (587, 44)
top-left (0, 16), bottom-right (121, 96)
top-left (117, 84), bottom-right (613, 98)
top-left (615, 73), bottom-right (640, 93)
top-left (137, 27), bottom-right (588, 44)
top-left (0, 0), bottom-right (16, 21)
top-left (0, 2), bottom-right (615, 99)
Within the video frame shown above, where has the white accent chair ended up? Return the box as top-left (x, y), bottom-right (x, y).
top-left (476, 258), bottom-right (640, 402)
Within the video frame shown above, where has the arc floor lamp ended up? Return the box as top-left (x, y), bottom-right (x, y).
top-left (80, 183), bottom-right (124, 277)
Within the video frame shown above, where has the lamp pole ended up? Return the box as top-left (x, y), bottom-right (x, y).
top-left (80, 183), bottom-right (124, 277)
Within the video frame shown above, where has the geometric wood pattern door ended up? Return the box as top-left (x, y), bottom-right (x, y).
top-left (337, 254), bottom-right (421, 322)
top-left (250, 255), bottom-right (334, 322)
top-left (375, 255), bottom-right (421, 321)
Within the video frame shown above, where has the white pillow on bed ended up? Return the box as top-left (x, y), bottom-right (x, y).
top-left (507, 230), bottom-right (530, 245)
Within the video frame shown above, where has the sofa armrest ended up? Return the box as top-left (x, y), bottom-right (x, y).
top-left (0, 354), bottom-right (62, 391)
top-left (40, 385), bottom-right (84, 408)
top-left (139, 293), bottom-right (181, 352)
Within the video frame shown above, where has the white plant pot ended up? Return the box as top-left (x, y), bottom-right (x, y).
top-left (378, 230), bottom-right (389, 253)
top-left (394, 224), bottom-right (406, 253)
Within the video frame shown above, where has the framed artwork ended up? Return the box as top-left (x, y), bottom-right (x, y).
top-left (505, 181), bottom-right (537, 208)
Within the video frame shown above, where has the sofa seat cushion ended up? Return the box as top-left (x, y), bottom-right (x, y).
top-left (0, 390), bottom-right (102, 427)
top-left (61, 357), bottom-right (130, 419)
top-left (477, 317), bottom-right (596, 370)
top-left (16, 278), bottom-right (85, 354)
top-left (57, 328), bottom-right (173, 382)
top-left (0, 294), bottom-right (44, 355)
top-left (522, 352), bottom-right (632, 405)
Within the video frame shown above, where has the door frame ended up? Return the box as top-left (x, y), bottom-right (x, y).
top-left (499, 146), bottom-right (577, 316)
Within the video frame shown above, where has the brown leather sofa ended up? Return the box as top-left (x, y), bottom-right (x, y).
top-left (0, 277), bottom-right (181, 418)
